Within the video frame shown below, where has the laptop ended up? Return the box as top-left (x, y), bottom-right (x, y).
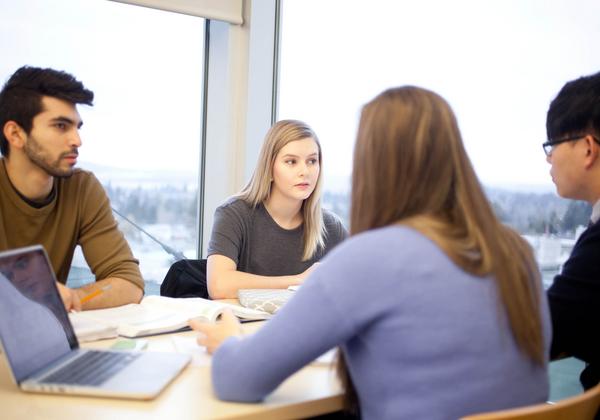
top-left (0, 245), bottom-right (191, 399)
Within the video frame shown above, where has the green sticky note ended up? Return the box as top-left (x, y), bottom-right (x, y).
top-left (111, 339), bottom-right (148, 351)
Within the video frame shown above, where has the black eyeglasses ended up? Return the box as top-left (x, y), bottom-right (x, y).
top-left (542, 134), bottom-right (600, 157)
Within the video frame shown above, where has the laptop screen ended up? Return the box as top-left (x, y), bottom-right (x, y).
top-left (0, 246), bottom-right (78, 383)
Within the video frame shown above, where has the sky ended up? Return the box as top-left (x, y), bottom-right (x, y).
top-left (1, 0), bottom-right (600, 191)
top-left (278, 0), bottom-right (600, 190)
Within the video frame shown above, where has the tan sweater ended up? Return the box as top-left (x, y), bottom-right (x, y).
top-left (0, 159), bottom-right (143, 290)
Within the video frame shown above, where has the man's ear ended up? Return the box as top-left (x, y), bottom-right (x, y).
top-left (583, 134), bottom-right (599, 169)
top-left (2, 121), bottom-right (26, 151)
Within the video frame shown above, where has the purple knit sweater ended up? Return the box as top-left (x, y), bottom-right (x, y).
top-left (210, 226), bottom-right (550, 420)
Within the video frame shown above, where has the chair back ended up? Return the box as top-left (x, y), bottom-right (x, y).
top-left (461, 383), bottom-right (600, 420)
top-left (160, 259), bottom-right (209, 299)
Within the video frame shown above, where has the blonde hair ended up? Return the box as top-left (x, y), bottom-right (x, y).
top-left (339, 86), bottom-right (544, 413)
top-left (236, 119), bottom-right (326, 260)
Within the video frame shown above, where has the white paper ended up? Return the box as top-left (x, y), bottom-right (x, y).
top-left (69, 313), bottom-right (118, 342)
top-left (171, 335), bottom-right (212, 367)
top-left (312, 349), bottom-right (336, 366)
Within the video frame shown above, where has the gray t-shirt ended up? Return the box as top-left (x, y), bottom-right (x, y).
top-left (207, 198), bottom-right (348, 275)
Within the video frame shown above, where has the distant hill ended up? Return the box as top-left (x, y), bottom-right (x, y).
top-left (483, 187), bottom-right (589, 235)
top-left (81, 162), bottom-right (588, 236)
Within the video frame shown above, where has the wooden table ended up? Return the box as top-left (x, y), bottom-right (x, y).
top-left (0, 323), bottom-right (343, 420)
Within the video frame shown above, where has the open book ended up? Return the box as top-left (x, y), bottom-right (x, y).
top-left (69, 295), bottom-right (271, 341)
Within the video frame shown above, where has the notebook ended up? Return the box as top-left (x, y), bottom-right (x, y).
top-left (0, 245), bottom-right (191, 400)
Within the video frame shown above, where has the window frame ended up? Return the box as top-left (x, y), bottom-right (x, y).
top-left (114, 0), bottom-right (282, 256)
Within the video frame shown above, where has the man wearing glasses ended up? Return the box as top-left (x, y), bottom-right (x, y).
top-left (544, 71), bottom-right (600, 390)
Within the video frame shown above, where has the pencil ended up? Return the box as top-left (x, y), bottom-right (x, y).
top-left (80, 284), bottom-right (112, 304)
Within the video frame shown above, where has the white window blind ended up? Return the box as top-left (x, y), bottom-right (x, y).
top-left (109, 0), bottom-right (243, 24)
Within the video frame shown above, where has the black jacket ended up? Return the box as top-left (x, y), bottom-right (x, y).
top-left (548, 220), bottom-right (600, 389)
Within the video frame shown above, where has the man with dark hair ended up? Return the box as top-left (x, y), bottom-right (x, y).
top-left (544, 71), bottom-right (600, 389)
top-left (0, 66), bottom-right (144, 310)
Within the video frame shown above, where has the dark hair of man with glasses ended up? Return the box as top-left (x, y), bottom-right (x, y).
top-left (543, 72), bottom-right (600, 158)
top-left (545, 70), bottom-right (600, 390)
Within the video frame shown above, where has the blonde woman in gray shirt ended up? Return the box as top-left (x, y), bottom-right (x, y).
top-left (192, 88), bottom-right (549, 419)
top-left (207, 120), bottom-right (347, 299)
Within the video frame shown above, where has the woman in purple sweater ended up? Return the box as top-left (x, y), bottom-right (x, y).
top-left (190, 86), bottom-right (550, 419)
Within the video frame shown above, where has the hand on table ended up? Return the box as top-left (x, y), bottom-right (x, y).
top-left (189, 310), bottom-right (243, 354)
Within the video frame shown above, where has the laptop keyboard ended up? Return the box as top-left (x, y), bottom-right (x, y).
top-left (40, 350), bottom-right (141, 386)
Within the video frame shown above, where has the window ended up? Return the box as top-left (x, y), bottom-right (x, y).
top-left (0, 0), bottom-right (205, 294)
top-left (279, 0), bottom-right (600, 288)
